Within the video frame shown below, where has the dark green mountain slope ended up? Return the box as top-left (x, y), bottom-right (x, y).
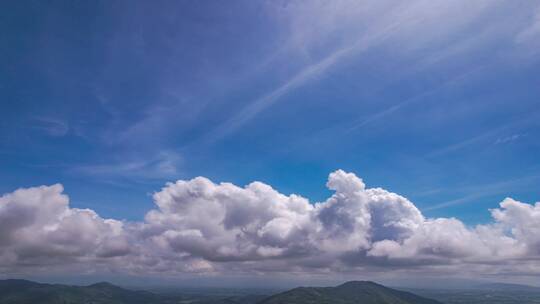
top-left (258, 281), bottom-right (442, 304)
top-left (0, 279), bottom-right (170, 304)
top-left (0, 279), bottom-right (442, 304)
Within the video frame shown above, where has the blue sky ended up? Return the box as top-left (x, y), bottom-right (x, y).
top-left (1, 0), bottom-right (540, 226)
top-left (3, 0), bottom-right (540, 286)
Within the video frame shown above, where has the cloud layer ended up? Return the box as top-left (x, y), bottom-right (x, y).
top-left (1, 171), bottom-right (539, 279)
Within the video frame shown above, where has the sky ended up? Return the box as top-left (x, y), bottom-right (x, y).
top-left (1, 0), bottom-right (540, 287)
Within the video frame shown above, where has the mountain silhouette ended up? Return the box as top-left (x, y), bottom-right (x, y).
top-left (258, 281), bottom-right (442, 304)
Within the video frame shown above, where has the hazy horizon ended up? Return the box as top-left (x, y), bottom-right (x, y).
top-left (3, 275), bottom-right (540, 290)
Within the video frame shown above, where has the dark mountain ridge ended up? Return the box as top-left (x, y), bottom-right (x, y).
top-left (0, 279), bottom-right (442, 304)
top-left (0, 279), bottom-right (168, 304)
top-left (258, 280), bottom-right (442, 304)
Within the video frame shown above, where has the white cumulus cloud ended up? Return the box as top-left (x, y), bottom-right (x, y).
top-left (1, 170), bottom-right (539, 279)
top-left (0, 184), bottom-right (130, 272)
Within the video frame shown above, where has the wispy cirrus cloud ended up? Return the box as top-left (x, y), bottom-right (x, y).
top-left (425, 174), bottom-right (540, 211)
top-left (72, 151), bottom-right (182, 182)
top-left (494, 133), bottom-right (526, 145)
top-left (428, 112), bottom-right (539, 158)
top-left (207, 0), bottom-right (534, 143)
top-left (30, 117), bottom-right (69, 137)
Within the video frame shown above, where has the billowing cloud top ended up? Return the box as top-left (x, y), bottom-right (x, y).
top-left (1, 171), bottom-right (539, 278)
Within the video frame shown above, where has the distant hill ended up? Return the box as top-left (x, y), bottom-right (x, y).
top-left (0, 279), bottom-right (171, 304)
top-left (0, 279), bottom-right (442, 304)
top-left (258, 281), bottom-right (442, 304)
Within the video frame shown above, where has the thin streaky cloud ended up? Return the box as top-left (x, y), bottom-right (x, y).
top-left (424, 194), bottom-right (486, 212)
top-left (207, 44), bottom-right (357, 143)
top-left (260, 62), bottom-right (488, 157)
top-left (347, 65), bottom-right (487, 132)
top-left (427, 126), bottom-right (507, 158)
top-left (30, 117), bottom-right (70, 137)
top-left (206, 4), bottom-right (422, 143)
top-left (494, 133), bottom-right (526, 145)
top-left (72, 151), bottom-right (182, 182)
top-left (424, 174), bottom-right (540, 211)
top-left (427, 112), bottom-right (539, 158)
